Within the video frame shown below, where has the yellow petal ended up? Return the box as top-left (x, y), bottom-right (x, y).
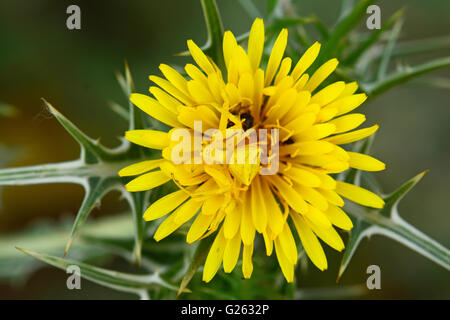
top-left (119, 159), bottom-right (163, 177)
top-left (274, 236), bottom-right (294, 282)
top-left (310, 81), bottom-right (345, 106)
top-left (304, 218), bottom-right (344, 251)
top-left (324, 205), bottom-right (353, 230)
top-left (125, 170), bottom-right (171, 192)
top-left (125, 130), bottom-right (169, 150)
top-left (224, 83), bottom-right (240, 106)
top-left (172, 198), bottom-right (202, 224)
top-left (233, 45), bottom-right (252, 75)
top-left (204, 166), bottom-right (231, 187)
top-left (296, 185), bottom-right (329, 212)
top-left (227, 57), bottom-right (239, 85)
top-left (283, 113), bottom-right (316, 140)
top-left (303, 205), bottom-right (332, 229)
top-left (331, 93), bottom-right (367, 117)
top-left (294, 123), bottom-right (336, 141)
top-left (223, 231), bottom-right (241, 273)
top-left (187, 80), bottom-right (214, 104)
top-left (294, 73), bottom-right (309, 91)
top-left (282, 91), bottom-right (312, 123)
top-left (130, 93), bottom-right (182, 127)
top-left (149, 86), bottom-right (180, 114)
top-left (347, 152), bottom-right (386, 171)
top-left (280, 140), bottom-right (335, 156)
top-left (265, 28), bottom-right (288, 86)
top-left (304, 169), bottom-right (336, 190)
top-left (224, 202), bottom-right (242, 239)
top-left (274, 57), bottom-right (292, 85)
top-left (207, 73), bottom-right (225, 103)
top-left (325, 124), bottom-right (378, 145)
top-left (318, 188), bottom-right (345, 207)
top-left (283, 166), bottom-right (321, 188)
top-left (262, 229), bottom-right (274, 256)
top-left (327, 113), bottom-right (366, 134)
top-left (267, 175), bottom-right (308, 213)
top-left (248, 18), bottom-right (265, 71)
top-left (240, 192), bottom-right (256, 245)
top-left (159, 64), bottom-right (189, 95)
top-left (291, 213), bottom-right (328, 270)
top-left (177, 105), bottom-right (219, 130)
top-left (335, 181), bottom-right (385, 208)
top-left (143, 189), bottom-right (189, 221)
top-left (338, 81), bottom-right (358, 98)
top-left (278, 223), bottom-right (298, 265)
top-left (250, 177), bottom-right (268, 233)
top-left (291, 42), bottom-right (321, 81)
top-left (253, 68), bottom-right (265, 114)
top-left (185, 63), bottom-right (208, 86)
top-left (316, 107), bottom-right (338, 123)
top-left (304, 58), bottom-right (339, 92)
top-left (153, 211), bottom-right (179, 242)
top-left (242, 243), bottom-right (254, 279)
top-left (149, 76), bottom-right (194, 106)
top-left (187, 39), bottom-right (215, 75)
top-left (223, 31), bottom-right (238, 70)
top-left (202, 195), bottom-right (224, 215)
top-left (261, 179), bottom-right (285, 235)
top-left (238, 72), bottom-right (254, 104)
top-left (187, 212), bottom-right (215, 243)
top-left (203, 227), bottom-right (226, 282)
top-left (266, 88), bottom-right (297, 123)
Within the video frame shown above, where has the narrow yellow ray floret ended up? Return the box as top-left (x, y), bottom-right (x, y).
top-left (119, 18), bottom-right (386, 283)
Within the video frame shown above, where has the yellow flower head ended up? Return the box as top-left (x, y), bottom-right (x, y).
top-left (119, 18), bottom-right (385, 282)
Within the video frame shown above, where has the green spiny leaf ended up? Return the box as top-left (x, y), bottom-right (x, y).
top-left (200, 0), bottom-right (225, 72)
top-left (177, 235), bottom-right (214, 297)
top-left (267, 0), bottom-right (282, 20)
top-left (65, 176), bottom-right (122, 257)
top-left (344, 8), bottom-right (404, 66)
top-left (337, 0), bottom-right (356, 23)
top-left (338, 139), bottom-right (450, 279)
top-left (319, 0), bottom-right (375, 63)
top-left (363, 56), bottom-right (450, 97)
top-left (120, 188), bottom-right (149, 265)
top-left (368, 35), bottom-right (450, 63)
top-left (17, 247), bottom-right (179, 299)
top-left (0, 214), bottom-right (133, 281)
top-left (109, 100), bottom-right (129, 121)
top-left (376, 17), bottom-right (404, 80)
top-left (1, 78), bottom-right (148, 260)
top-left (80, 233), bottom-right (166, 273)
top-left (238, 0), bottom-right (262, 20)
top-left (43, 99), bottom-right (111, 164)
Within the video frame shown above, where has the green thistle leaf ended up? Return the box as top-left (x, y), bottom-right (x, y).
top-left (16, 247), bottom-right (179, 299)
top-left (0, 214), bottom-right (133, 281)
top-left (200, 0), bottom-right (225, 71)
top-left (238, 0), bottom-right (262, 20)
top-left (344, 8), bottom-right (405, 66)
top-left (338, 139), bottom-right (450, 279)
top-left (319, 0), bottom-right (375, 63)
top-left (0, 65), bottom-right (152, 263)
top-left (177, 235), bottom-right (214, 297)
top-left (363, 56), bottom-right (450, 97)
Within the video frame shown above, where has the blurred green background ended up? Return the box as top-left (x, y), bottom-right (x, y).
top-left (0, 0), bottom-right (449, 299)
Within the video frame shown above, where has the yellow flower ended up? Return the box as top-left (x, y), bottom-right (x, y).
top-left (119, 18), bottom-right (385, 283)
